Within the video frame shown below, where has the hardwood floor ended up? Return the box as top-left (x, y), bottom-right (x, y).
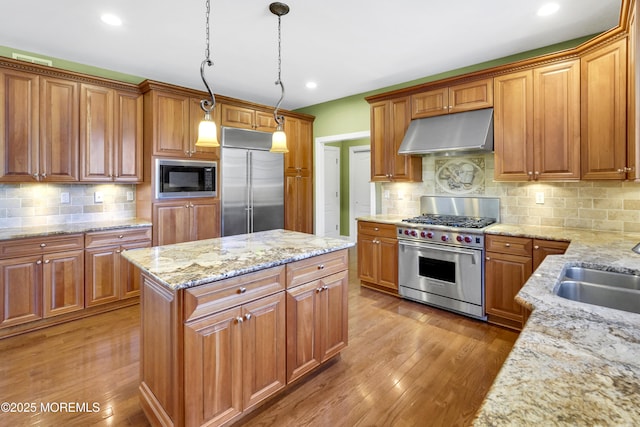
top-left (0, 248), bottom-right (518, 427)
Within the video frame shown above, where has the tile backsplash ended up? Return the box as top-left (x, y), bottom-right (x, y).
top-left (0, 183), bottom-right (137, 228)
top-left (381, 154), bottom-right (640, 233)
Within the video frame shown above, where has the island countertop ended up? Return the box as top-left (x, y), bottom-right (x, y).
top-left (474, 224), bottom-right (640, 425)
top-left (121, 229), bottom-right (355, 291)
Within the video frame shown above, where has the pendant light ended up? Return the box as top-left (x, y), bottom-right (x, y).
top-left (195, 0), bottom-right (219, 148)
top-left (269, 2), bottom-right (290, 153)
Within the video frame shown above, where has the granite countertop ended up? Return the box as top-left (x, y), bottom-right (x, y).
top-left (0, 218), bottom-right (153, 241)
top-left (121, 229), bottom-right (355, 291)
top-left (475, 223), bottom-right (640, 426)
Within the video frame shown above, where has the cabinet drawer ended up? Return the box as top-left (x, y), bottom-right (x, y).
top-left (485, 235), bottom-right (532, 256)
top-left (85, 227), bottom-right (152, 248)
top-left (0, 234), bottom-right (84, 259)
top-left (286, 249), bottom-right (349, 289)
top-left (357, 221), bottom-right (397, 238)
top-left (184, 266), bottom-right (285, 322)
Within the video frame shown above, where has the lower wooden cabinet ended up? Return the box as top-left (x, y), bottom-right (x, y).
top-left (485, 234), bottom-right (569, 330)
top-left (43, 249), bottom-right (84, 317)
top-left (153, 198), bottom-right (220, 246)
top-left (357, 221), bottom-right (398, 295)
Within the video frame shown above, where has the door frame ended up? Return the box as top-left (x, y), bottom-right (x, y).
top-left (314, 131), bottom-right (370, 236)
top-left (323, 145), bottom-right (341, 237)
top-left (349, 145), bottom-right (373, 241)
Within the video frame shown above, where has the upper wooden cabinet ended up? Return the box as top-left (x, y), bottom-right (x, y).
top-left (581, 38), bottom-right (629, 179)
top-left (80, 84), bottom-right (143, 182)
top-left (494, 60), bottom-right (581, 181)
top-left (627, 1), bottom-right (638, 180)
top-left (284, 116), bottom-right (313, 233)
top-left (0, 69), bottom-right (79, 183)
top-left (369, 97), bottom-right (422, 182)
top-left (220, 104), bottom-right (277, 132)
top-left (411, 78), bottom-right (493, 118)
top-left (141, 81), bottom-right (218, 160)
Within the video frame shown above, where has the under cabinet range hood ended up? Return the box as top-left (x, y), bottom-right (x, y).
top-left (398, 108), bottom-right (494, 155)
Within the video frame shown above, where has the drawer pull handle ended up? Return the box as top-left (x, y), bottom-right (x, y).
top-left (244, 313), bottom-right (252, 321)
top-left (505, 243), bottom-right (511, 247)
top-left (318, 264), bottom-right (325, 270)
top-left (238, 287), bottom-right (247, 294)
top-left (40, 243), bottom-right (46, 248)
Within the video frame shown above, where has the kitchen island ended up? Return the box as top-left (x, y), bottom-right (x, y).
top-left (122, 229), bottom-right (354, 427)
top-left (474, 224), bottom-right (640, 426)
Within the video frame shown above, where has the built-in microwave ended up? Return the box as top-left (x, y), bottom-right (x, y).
top-left (155, 158), bottom-right (217, 199)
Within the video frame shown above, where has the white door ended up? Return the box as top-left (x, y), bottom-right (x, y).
top-left (350, 148), bottom-right (371, 240)
top-left (324, 146), bottom-right (341, 237)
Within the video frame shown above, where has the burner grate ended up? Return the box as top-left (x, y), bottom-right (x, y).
top-left (401, 214), bottom-right (496, 229)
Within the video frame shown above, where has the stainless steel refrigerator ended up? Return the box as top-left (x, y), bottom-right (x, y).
top-left (221, 127), bottom-right (284, 236)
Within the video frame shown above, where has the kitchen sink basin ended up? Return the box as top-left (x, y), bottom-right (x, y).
top-left (556, 267), bottom-right (640, 314)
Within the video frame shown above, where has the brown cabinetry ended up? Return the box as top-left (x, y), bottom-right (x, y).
top-left (357, 221), bottom-right (398, 295)
top-left (494, 60), bottom-right (581, 181)
top-left (0, 234), bottom-right (84, 328)
top-left (0, 70), bottom-right (79, 182)
top-left (284, 116), bottom-right (313, 233)
top-left (153, 199), bottom-right (220, 246)
top-left (411, 78), bottom-right (493, 118)
top-left (628, 2), bottom-right (638, 180)
top-left (80, 84), bottom-right (143, 182)
top-left (285, 250), bottom-right (349, 383)
top-left (220, 104), bottom-right (276, 132)
top-left (182, 267), bottom-right (286, 427)
top-left (485, 235), bottom-right (569, 330)
top-left (581, 38), bottom-right (629, 179)
top-left (84, 227), bottom-right (151, 306)
top-left (369, 97), bottom-right (422, 182)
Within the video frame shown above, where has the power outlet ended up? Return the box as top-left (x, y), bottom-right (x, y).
top-left (94, 191), bottom-right (104, 203)
top-left (60, 192), bottom-right (70, 204)
top-left (535, 192), bottom-right (545, 204)
top-left (126, 191), bottom-right (134, 201)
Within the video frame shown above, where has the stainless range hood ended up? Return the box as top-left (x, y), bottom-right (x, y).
top-left (398, 108), bottom-right (494, 155)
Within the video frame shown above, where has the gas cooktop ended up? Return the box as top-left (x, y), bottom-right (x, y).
top-left (401, 214), bottom-right (496, 229)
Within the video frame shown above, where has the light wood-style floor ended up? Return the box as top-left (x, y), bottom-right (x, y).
top-left (0, 248), bottom-right (518, 427)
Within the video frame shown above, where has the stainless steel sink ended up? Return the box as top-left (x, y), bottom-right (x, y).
top-left (556, 267), bottom-right (640, 314)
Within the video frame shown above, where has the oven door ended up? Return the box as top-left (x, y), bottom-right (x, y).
top-left (398, 239), bottom-right (483, 306)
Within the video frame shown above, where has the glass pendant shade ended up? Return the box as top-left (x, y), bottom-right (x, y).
top-left (196, 112), bottom-right (219, 147)
top-left (270, 123), bottom-right (288, 153)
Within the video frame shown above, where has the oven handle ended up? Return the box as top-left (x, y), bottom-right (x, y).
top-left (399, 239), bottom-right (480, 265)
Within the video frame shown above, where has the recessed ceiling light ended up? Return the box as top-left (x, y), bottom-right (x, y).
top-left (101, 13), bottom-right (122, 26)
top-left (537, 3), bottom-right (560, 16)
top-left (305, 81), bottom-right (317, 89)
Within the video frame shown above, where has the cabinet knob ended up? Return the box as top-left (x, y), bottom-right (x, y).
top-left (486, 256), bottom-right (491, 261)
top-left (44, 259), bottom-right (50, 264)
top-left (41, 173), bottom-right (47, 179)
top-left (40, 243), bottom-right (46, 248)
top-left (36, 260), bottom-right (42, 265)
top-left (244, 313), bottom-right (252, 321)
top-left (238, 287), bottom-right (247, 294)
top-left (505, 243), bottom-right (511, 247)
top-left (316, 288), bottom-right (322, 293)
top-left (33, 173), bottom-right (40, 179)
top-left (116, 249), bottom-right (122, 254)
top-left (118, 235), bottom-right (124, 239)
top-left (374, 227), bottom-right (379, 231)
top-left (317, 264), bottom-right (325, 270)
top-left (236, 317), bottom-right (244, 324)
top-left (185, 204), bottom-right (190, 208)
top-left (534, 245), bottom-right (540, 250)
top-left (322, 285), bottom-right (329, 291)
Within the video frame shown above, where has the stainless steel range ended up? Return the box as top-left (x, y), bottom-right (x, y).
top-left (397, 196), bottom-right (500, 320)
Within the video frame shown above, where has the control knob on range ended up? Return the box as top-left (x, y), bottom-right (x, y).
top-left (404, 229), bottom-right (410, 235)
top-left (464, 236), bottom-right (473, 243)
top-left (441, 235), bottom-right (449, 242)
top-left (456, 235), bottom-right (464, 242)
top-left (410, 230), bottom-right (418, 237)
top-left (426, 232), bottom-right (434, 239)
top-left (420, 231), bottom-right (427, 238)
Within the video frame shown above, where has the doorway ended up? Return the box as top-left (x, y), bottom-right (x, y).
top-left (349, 146), bottom-right (372, 241)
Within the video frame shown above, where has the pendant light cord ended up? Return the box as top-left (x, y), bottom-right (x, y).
top-left (273, 13), bottom-right (285, 126)
top-left (200, 0), bottom-right (215, 114)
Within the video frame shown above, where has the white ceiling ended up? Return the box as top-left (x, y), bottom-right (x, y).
top-left (0, 0), bottom-right (622, 110)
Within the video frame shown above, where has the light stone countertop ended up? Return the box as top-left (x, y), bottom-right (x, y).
top-left (121, 229), bottom-right (355, 291)
top-left (357, 216), bottom-right (640, 425)
top-left (0, 218), bottom-right (152, 241)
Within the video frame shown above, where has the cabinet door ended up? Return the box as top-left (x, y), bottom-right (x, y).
top-left (221, 104), bottom-right (255, 130)
top-left (84, 246), bottom-right (119, 307)
top-left (0, 255), bottom-right (42, 327)
top-left (485, 252), bottom-right (532, 324)
top-left (581, 38), bottom-right (628, 179)
top-left (80, 84), bottom-right (113, 181)
top-left (286, 281), bottom-right (321, 383)
top-left (448, 79), bottom-right (493, 113)
top-left (534, 60), bottom-right (581, 180)
top-left (357, 233), bottom-right (378, 284)
top-left (0, 69), bottom-right (39, 182)
top-left (377, 237), bottom-right (398, 291)
top-left (493, 70), bottom-right (534, 181)
top-left (184, 306), bottom-right (243, 427)
top-left (242, 292), bottom-right (286, 411)
top-left (370, 101), bottom-right (389, 181)
top-left (120, 240), bottom-right (151, 299)
top-left (255, 111), bottom-right (277, 132)
top-left (284, 116), bottom-right (313, 174)
top-left (152, 91), bottom-right (190, 157)
top-left (153, 202), bottom-right (191, 245)
top-left (389, 97), bottom-right (420, 182)
top-left (113, 91), bottom-right (143, 182)
top-left (411, 88), bottom-right (448, 118)
top-left (43, 249), bottom-right (84, 317)
top-left (318, 270), bottom-right (348, 362)
top-left (285, 175), bottom-right (313, 234)
top-left (191, 199), bottom-right (220, 241)
top-left (532, 239), bottom-right (569, 271)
